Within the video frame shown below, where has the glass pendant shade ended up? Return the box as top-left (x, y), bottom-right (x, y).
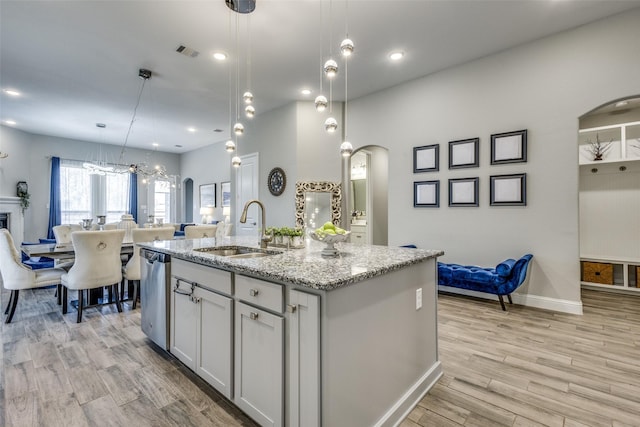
top-left (234, 122), bottom-right (244, 135)
top-left (323, 59), bottom-right (338, 78)
top-left (340, 38), bottom-right (354, 56)
top-left (225, 140), bottom-right (236, 152)
top-left (245, 105), bottom-right (255, 118)
top-left (232, 156), bottom-right (242, 167)
top-left (243, 91), bottom-right (254, 104)
top-left (324, 117), bottom-right (338, 133)
top-left (340, 141), bottom-right (354, 157)
top-left (314, 95), bottom-right (328, 112)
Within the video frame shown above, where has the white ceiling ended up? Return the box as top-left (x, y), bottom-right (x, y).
top-left (2, 0), bottom-right (639, 154)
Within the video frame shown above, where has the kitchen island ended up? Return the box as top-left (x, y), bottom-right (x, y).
top-left (138, 236), bottom-right (443, 427)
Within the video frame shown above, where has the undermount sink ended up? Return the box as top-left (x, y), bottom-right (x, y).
top-left (193, 246), bottom-right (279, 259)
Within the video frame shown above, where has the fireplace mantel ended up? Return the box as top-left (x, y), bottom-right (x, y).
top-left (0, 196), bottom-right (24, 246)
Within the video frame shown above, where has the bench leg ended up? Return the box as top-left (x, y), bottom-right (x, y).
top-left (498, 295), bottom-right (507, 311)
top-left (507, 294), bottom-right (513, 305)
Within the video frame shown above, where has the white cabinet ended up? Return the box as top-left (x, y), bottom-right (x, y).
top-left (580, 257), bottom-right (640, 291)
top-left (170, 277), bottom-right (197, 370)
top-left (170, 260), bottom-right (233, 399)
top-left (196, 286), bottom-right (233, 399)
top-left (234, 301), bottom-right (284, 427)
top-left (288, 290), bottom-right (320, 427)
top-left (350, 224), bottom-right (367, 245)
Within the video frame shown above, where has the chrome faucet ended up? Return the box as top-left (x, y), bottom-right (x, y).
top-left (239, 199), bottom-right (272, 249)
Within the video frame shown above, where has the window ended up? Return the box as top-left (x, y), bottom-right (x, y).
top-left (153, 179), bottom-right (172, 223)
top-left (60, 159), bottom-right (130, 224)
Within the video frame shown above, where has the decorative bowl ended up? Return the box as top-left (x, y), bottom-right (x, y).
top-left (309, 230), bottom-right (350, 256)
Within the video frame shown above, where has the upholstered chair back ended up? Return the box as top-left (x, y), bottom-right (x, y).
top-left (62, 230), bottom-right (125, 290)
top-left (123, 227), bottom-right (175, 280)
top-left (0, 229), bottom-right (36, 290)
top-left (52, 224), bottom-right (81, 244)
top-left (184, 224), bottom-right (218, 239)
top-left (215, 222), bottom-right (233, 239)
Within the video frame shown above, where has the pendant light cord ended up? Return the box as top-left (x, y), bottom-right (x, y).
top-left (118, 76), bottom-right (147, 165)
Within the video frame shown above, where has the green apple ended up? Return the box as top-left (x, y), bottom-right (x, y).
top-left (324, 229), bottom-right (336, 235)
top-left (323, 221), bottom-right (335, 230)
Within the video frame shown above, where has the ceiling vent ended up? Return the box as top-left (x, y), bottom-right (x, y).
top-left (176, 45), bottom-right (199, 58)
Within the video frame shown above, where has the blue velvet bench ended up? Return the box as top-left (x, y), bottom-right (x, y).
top-left (437, 254), bottom-right (533, 310)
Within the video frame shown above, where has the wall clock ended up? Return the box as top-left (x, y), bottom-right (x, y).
top-left (268, 167), bottom-right (286, 196)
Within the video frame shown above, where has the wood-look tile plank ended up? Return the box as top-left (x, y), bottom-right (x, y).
top-left (39, 392), bottom-right (89, 427)
top-left (5, 390), bottom-right (40, 426)
top-left (96, 364), bottom-right (142, 406)
top-left (28, 341), bottom-right (62, 368)
top-left (4, 360), bottom-right (38, 400)
top-left (132, 365), bottom-right (181, 409)
top-left (67, 364), bottom-right (109, 405)
top-left (163, 366), bottom-right (216, 412)
top-left (120, 396), bottom-right (172, 427)
top-left (82, 395), bottom-right (129, 427)
top-left (34, 361), bottom-right (73, 402)
top-left (161, 399), bottom-right (214, 427)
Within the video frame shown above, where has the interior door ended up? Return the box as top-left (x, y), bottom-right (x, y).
top-left (236, 152), bottom-right (259, 236)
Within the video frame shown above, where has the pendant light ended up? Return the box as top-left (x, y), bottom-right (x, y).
top-left (340, 1), bottom-right (354, 157)
top-left (314, 0), bottom-right (328, 113)
top-left (324, 0), bottom-right (337, 134)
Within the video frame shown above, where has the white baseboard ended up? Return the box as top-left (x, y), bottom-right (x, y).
top-left (438, 286), bottom-right (583, 315)
top-left (374, 361), bottom-right (443, 427)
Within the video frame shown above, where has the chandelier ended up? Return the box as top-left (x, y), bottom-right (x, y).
top-left (83, 123), bottom-right (115, 175)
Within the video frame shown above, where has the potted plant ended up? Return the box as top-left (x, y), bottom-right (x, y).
top-left (290, 228), bottom-right (304, 246)
top-left (280, 226), bottom-right (292, 245)
top-left (16, 181), bottom-right (30, 212)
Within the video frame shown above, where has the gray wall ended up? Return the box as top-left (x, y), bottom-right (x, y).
top-left (0, 125), bottom-right (180, 241)
top-left (346, 9), bottom-right (640, 311)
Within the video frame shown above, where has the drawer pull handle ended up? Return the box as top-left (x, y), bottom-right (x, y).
top-left (250, 312), bottom-right (259, 321)
top-left (287, 304), bottom-right (297, 313)
top-left (249, 288), bottom-right (260, 297)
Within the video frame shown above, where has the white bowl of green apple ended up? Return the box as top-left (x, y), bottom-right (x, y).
top-left (309, 222), bottom-right (350, 243)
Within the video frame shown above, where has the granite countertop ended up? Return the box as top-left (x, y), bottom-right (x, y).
top-left (138, 236), bottom-right (444, 291)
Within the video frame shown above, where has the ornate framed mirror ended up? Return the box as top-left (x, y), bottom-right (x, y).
top-left (295, 181), bottom-right (342, 229)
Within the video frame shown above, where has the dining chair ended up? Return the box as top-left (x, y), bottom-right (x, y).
top-left (61, 229), bottom-right (125, 323)
top-left (52, 224), bottom-right (81, 244)
top-left (184, 224), bottom-right (218, 239)
top-left (0, 229), bottom-right (66, 323)
top-left (122, 226), bottom-right (175, 309)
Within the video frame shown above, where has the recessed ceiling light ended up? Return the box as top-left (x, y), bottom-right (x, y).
top-left (301, 88), bottom-right (312, 96)
top-left (615, 100), bottom-right (629, 108)
top-left (3, 89), bottom-right (21, 97)
top-left (4, 119), bottom-right (17, 125)
top-left (187, 127), bottom-right (196, 133)
top-left (152, 142), bottom-right (159, 147)
top-left (389, 51), bottom-right (404, 61)
top-left (213, 52), bottom-right (227, 61)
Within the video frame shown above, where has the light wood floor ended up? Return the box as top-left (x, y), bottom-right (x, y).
top-left (2, 287), bottom-right (639, 426)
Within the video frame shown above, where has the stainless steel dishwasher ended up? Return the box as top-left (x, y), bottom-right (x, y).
top-left (140, 248), bottom-right (171, 350)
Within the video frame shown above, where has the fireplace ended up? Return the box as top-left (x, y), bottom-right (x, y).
top-left (0, 197), bottom-right (24, 245)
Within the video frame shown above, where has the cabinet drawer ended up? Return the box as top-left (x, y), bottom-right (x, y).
top-left (172, 259), bottom-right (232, 295)
top-left (351, 232), bottom-right (366, 243)
top-left (236, 275), bottom-right (283, 313)
top-left (582, 261), bottom-right (613, 285)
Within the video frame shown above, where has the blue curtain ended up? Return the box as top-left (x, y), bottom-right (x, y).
top-left (47, 156), bottom-right (61, 239)
top-left (129, 172), bottom-right (138, 223)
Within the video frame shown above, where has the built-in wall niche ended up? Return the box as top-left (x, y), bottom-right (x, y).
top-left (579, 96), bottom-right (640, 293)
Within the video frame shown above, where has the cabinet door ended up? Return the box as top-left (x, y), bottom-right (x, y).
top-left (195, 286), bottom-right (233, 399)
top-left (170, 277), bottom-right (197, 370)
top-left (288, 290), bottom-right (320, 427)
top-left (234, 302), bottom-right (283, 427)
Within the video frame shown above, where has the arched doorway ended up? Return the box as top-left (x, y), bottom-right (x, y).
top-left (578, 95), bottom-right (640, 292)
top-left (346, 145), bottom-right (389, 245)
top-left (183, 178), bottom-right (194, 223)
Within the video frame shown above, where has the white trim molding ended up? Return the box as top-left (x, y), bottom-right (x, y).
top-left (438, 286), bottom-right (583, 315)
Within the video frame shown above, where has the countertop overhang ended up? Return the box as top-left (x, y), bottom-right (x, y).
top-left (138, 237), bottom-right (444, 291)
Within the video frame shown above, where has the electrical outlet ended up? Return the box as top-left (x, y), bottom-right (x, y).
top-left (416, 288), bottom-right (422, 310)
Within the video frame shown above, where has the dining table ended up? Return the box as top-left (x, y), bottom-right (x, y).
top-left (22, 241), bottom-right (136, 306)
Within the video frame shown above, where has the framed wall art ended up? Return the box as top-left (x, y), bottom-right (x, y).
top-left (414, 180), bottom-right (440, 208)
top-left (491, 129), bottom-right (527, 164)
top-left (199, 183), bottom-right (216, 207)
top-left (490, 173), bottom-right (527, 206)
top-left (448, 138), bottom-right (479, 169)
top-left (413, 144), bottom-right (439, 172)
top-left (448, 177), bottom-right (479, 207)
top-left (220, 181), bottom-right (231, 207)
